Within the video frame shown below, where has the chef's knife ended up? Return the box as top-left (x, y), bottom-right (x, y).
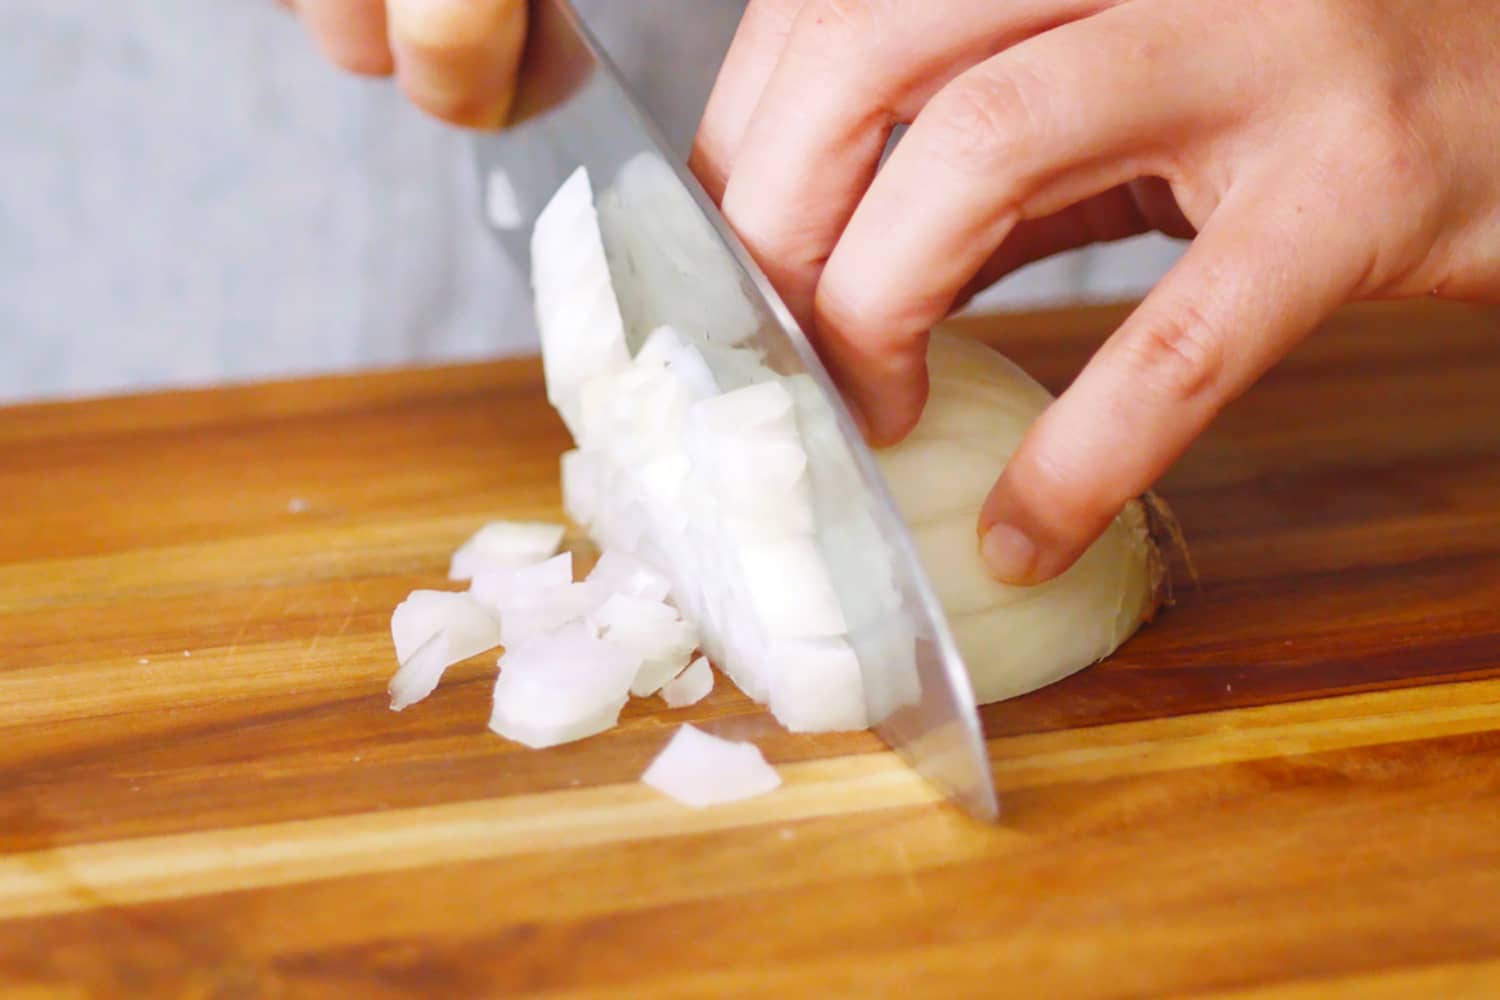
top-left (473, 0), bottom-right (998, 822)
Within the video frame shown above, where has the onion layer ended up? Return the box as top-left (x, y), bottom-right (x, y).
top-left (875, 333), bottom-right (1165, 703)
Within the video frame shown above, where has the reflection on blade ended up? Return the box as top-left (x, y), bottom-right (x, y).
top-left (473, 0), bottom-right (998, 821)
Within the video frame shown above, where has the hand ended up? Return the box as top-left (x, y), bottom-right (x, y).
top-left (282, 0), bottom-right (527, 128)
top-left (693, 0), bottom-right (1500, 584)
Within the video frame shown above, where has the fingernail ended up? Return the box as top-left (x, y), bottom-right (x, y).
top-left (981, 523), bottom-right (1038, 585)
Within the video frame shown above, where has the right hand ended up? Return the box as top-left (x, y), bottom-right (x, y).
top-left (282, 0), bottom-right (528, 128)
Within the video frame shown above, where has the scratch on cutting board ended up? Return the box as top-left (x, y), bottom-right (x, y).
top-left (221, 586), bottom-right (275, 667)
top-left (895, 840), bottom-right (923, 903)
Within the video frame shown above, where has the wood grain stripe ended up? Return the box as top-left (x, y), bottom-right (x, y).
top-left (1206, 959), bottom-right (1500, 999)
top-left (3, 677), bottom-right (1495, 924)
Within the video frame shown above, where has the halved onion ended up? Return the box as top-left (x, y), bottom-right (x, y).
top-left (875, 333), bottom-right (1165, 703)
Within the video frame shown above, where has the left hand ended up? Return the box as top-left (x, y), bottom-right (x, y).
top-left (280, 0), bottom-right (527, 128)
top-left (692, 0), bottom-right (1500, 585)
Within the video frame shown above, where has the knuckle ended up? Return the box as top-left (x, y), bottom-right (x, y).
top-left (750, 0), bottom-right (809, 34)
top-left (922, 65), bottom-right (1046, 171)
top-left (1366, 114), bottom-right (1441, 210)
top-left (815, 277), bottom-right (947, 362)
top-left (802, 0), bottom-right (881, 37)
top-left (795, 0), bottom-right (898, 65)
top-left (1119, 304), bottom-right (1226, 405)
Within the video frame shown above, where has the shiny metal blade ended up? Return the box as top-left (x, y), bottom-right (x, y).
top-left (473, 0), bottom-right (997, 821)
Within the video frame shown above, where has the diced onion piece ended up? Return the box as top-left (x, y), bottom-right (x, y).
top-left (641, 724), bottom-right (781, 808)
top-left (489, 623), bottom-right (641, 749)
top-left (497, 583), bottom-right (597, 647)
top-left (448, 521), bottom-right (566, 581)
top-left (387, 591), bottom-right (503, 711)
top-left (767, 638), bottom-right (867, 732)
top-left (531, 166), bottom-right (631, 438)
top-left (584, 550), bottom-right (672, 604)
top-left (560, 449), bottom-right (601, 527)
top-left (735, 536), bottom-right (847, 639)
top-left (661, 656), bottom-right (713, 708)
top-left (589, 593), bottom-right (699, 697)
top-left (594, 152), bottom-right (759, 352)
top-left (388, 634), bottom-right (451, 712)
top-left (469, 552), bottom-right (574, 611)
top-left (390, 590), bottom-right (502, 666)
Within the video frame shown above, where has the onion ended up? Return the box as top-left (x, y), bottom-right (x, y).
top-left (448, 521), bottom-right (566, 581)
top-left (660, 656), bottom-right (713, 708)
top-left (875, 333), bottom-right (1165, 703)
top-left (588, 592), bottom-right (699, 697)
top-left (388, 634), bottom-right (449, 712)
top-left (531, 167), bottom-right (631, 437)
top-left (489, 622), bottom-right (641, 749)
top-left (469, 551), bottom-right (574, 610)
top-left (595, 153), bottom-right (759, 352)
top-left (641, 724), bottom-right (782, 807)
top-left (388, 591), bottom-right (503, 710)
top-left (583, 550), bottom-right (672, 604)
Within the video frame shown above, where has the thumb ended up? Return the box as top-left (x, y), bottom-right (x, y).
top-left (978, 179), bottom-right (1367, 584)
top-left (387, 0), bottom-right (528, 129)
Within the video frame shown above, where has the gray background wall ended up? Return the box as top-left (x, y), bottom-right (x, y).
top-left (0, 1), bottom-right (1183, 403)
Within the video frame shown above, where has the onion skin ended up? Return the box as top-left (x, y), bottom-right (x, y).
top-left (875, 333), bottom-right (1168, 705)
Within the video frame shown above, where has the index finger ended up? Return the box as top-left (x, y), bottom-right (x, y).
top-left (690, 0), bottom-right (805, 203)
top-left (717, 0), bottom-right (1111, 326)
top-left (387, 0), bottom-right (527, 128)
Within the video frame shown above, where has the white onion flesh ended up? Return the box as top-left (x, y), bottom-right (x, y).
top-left (875, 333), bottom-right (1162, 703)
top-left (641, 724), bottom-right (781, 807)
top-left (448, 521), bottom-right (566, 581)
top-left (469, 551), bottom-right (575, 610)
top-left (388, 633), bottom-right (448, 712)
top-left (530, 166), bottom-right (632, 437)
top-left (595, 153), bottom-right (759, 352)
top-left (556, 321), bottom-right (864, 731)
top-left (389, 590), bottom-right (502, 670)
top-left (387, 591), bottom-right (503, 711)
top-left (589, 593), bottom-right (699, 697)
top-left (489, 622), bottom-right (641, 749)
top-left (661, 656), bottom-right (713, 708)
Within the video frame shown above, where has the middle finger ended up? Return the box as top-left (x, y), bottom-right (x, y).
top-left (719, 0), bottom-right (1115, 324)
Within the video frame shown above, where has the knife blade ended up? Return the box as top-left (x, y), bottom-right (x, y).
top-left (473, 0), bottom-right (998, 821)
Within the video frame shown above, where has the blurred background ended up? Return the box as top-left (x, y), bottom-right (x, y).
top-left (0, 0), bottom-right (1184, 404)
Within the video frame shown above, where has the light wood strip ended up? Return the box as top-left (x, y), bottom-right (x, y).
top-left (2, 677), bottom-right (1496, 923)
top-left (0, 515), bottom-right (525, 611)
top-left (1202, 958), bottom-right (1500, 999)
top-left (0, 635), bottom-right (391, 727)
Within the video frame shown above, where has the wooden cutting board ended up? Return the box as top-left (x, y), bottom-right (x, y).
top-left (3, 301), bottom-right (1499, 998)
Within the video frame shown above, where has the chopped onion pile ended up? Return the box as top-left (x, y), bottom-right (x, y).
top-left (640, 724), bottom-right (782, 808)
top-left (384, 522), bottom-right (781, 803)
top-left (536, 164), bottom-right (875, 733)
top-left (387, 527), bottom-right (712, 746)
